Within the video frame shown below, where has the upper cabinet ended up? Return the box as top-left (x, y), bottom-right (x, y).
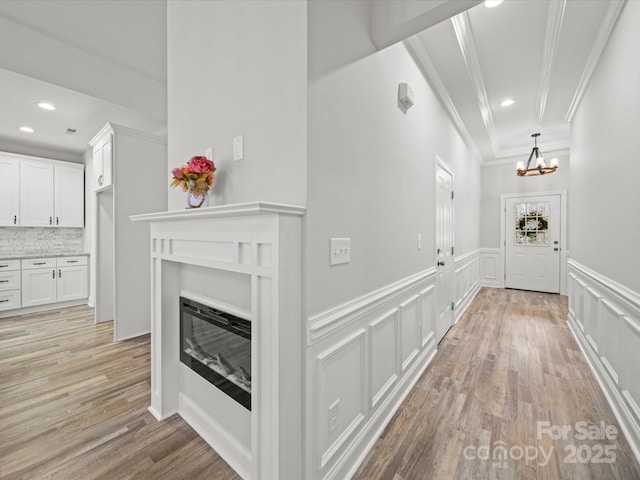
top-left (54, 165), bottom-right (85, 227)
top-left (90, 125), bottom-right (113, 192)
top-left (20, 161), bottom-right (55, 227)
top-left (0, 155), bottom-right (20, 226)
top-left (0, 152), bottom-right (85, 228)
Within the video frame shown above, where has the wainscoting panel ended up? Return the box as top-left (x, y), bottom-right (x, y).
top-left (400, 295), bottom-right (420, 371)
top-left (368, 309), bottom-right (400, 409)
top-left (454, 249), bottom-right (481, 323)
top-left (317, 329), bottom-right (367, 469)
top-left (567, 259), bottom-right (640, 464)
top-left (306, 250), bottom-right (482, 480)
top-left (480, 248), bottom-right (502, 288)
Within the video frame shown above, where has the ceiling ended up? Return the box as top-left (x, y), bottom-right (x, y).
top-left (0, 0), bottom-right (625, 165)
top-left (0, 0), bottom-right (167, 160)
top-left (409, 0), bottom-right (625, 164)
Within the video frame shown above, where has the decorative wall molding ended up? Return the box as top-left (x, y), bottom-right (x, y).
top-left (565, 0), bottom-right (626, 122)
top-left (306, 268), bottom-right (439, 479)
top-left (453, 248), bottom-right (481, 323)
top-left (480, 248), bottom-right (503, 288)
top-left (537, 0), bottom-right (566, 123)
top-left (308, 267), bottom-right (437, 344)
top-left (567, 259), bottom-right (640, 464)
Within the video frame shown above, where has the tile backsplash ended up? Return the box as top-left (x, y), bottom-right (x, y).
top-left (0, 228), bottom-right (84, 257)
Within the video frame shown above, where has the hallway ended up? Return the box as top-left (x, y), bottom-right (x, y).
top-left (355, 288), bottom-right (640, 479)
top-left (1, 290), bottom-right (639, 479)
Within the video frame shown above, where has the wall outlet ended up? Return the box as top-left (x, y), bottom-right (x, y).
top-left (330, 238), bottom-right (351, 266)
top-left (329, 399), bottom-right (339, 432)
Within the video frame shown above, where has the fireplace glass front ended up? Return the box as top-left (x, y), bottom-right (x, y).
top-left (180, 297), bottom-right (251, 410)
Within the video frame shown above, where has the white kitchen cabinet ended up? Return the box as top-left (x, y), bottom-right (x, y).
top-left (0, 155), bottom-right (20, 226)
top-left (1, 152), bottom-right (84, 228)
top-left (56, 256), bottom-right (88, 301)
top-left (0, 259), bottom-right (21, 311)
top-left (21, 259), bottom-right (57, 308)
top-left (54, 164), bottom-right (85, 227)
top-left (91, 126), bottom-right (113, 192)
top-left (20, 160), bottom-right (55, 227)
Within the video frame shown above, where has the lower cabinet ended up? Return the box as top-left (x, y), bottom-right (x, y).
top-left (0, 259), bottom-right (22, 311)
top-left (22, 259), bottom-right (57, 308)
top-left (21, 256), bottom-right (88, 309)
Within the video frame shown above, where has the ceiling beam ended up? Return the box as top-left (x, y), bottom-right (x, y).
top-left (405, 37), bottom-right (481, 163)
top-left (451, 12), bottom-right (500, 157)
top-left (536, 0), bottom-right (566, 125)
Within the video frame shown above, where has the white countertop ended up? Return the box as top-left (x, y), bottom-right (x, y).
top-left (0, 253), bottom-right (88, 261)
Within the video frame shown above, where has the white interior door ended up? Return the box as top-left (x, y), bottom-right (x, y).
top-left (435, 161), bottom-right (454, 342)
top-left (505, 194), bottom-right (561, 293)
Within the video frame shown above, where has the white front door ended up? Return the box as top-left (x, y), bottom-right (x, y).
top-left (505, 194), bottom-right (561, 293)
top-left (435, 161), bottom-right (454, 342)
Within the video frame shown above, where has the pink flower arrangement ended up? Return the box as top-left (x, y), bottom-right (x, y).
top-left (170, 156), bottom-right (216, 192)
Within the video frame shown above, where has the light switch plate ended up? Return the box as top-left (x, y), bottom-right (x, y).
top-left (205, 146), bottom-right (213, 159)
top-left (233, 135), bottom-right (244, 161)
top-left (330, 238), bottom-right (350, 266)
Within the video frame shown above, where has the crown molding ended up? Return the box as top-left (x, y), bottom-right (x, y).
top-left (537, 0), bottom-right (566, 124)
top-left (451, 12), bottom-right (500, 156)
top-left (404, 37), bottom-right (481, 163)
top-left (565, 0), bottom-right (626, 122)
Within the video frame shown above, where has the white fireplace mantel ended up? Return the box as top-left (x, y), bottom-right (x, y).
top-left (131, 202), bottom-right (305, 480)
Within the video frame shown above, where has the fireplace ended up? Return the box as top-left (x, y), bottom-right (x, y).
top-left (179, 297), bottom-right (251, 410)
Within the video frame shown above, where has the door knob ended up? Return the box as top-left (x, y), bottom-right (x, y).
top-left (437, 261), bottom-right (445, 267)
top-left (554, 247), bottom-right (559, 251)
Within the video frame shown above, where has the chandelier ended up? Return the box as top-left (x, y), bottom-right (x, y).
top-left (516, 133), bottom-right (558, 176)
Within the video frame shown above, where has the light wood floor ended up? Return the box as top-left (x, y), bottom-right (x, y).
top-left (1, 289), bottom-right (639, 480)
top-left (0, 306), bottom-right (239, 480)
top-left (355, 288), bottom-right (640, 480)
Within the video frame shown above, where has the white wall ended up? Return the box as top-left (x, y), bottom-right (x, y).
top-left (570, 1), bottom-right (640, 294)
top-left (567, 1), bottom-right (640, 463)
top-left (166, 0), bottom-right (307, 210)
top-left (480, 153), bottom-right (570, 249)
top-left (306, 16), bottom-right (480, 316)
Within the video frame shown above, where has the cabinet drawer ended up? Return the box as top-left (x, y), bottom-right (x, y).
top-left (22, 258), bottom-right (56, 270)
top-left (0, 290), bottom-right (21, 311)
top-left (0, 259), bottom-right (20, 271)
top-left (0, 270), bottom-right (20, 291)
top-left (57, 256), bottom-right (88, 267)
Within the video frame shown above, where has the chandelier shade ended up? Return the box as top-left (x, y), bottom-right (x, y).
top-left (516, 133), bottom-right (558, 176)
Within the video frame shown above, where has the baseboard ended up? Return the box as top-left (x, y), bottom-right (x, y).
top-left (179, 393), bottom-right (252, 479)
top-left (0, 298), bottom-right (88, 319)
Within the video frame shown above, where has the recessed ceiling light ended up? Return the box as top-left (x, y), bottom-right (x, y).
top-left (501, 98), bottom-right (516, 107)
top-left (485, 0), bottom-right (503, 8)
top-left (19, 126), bottom-right (35, 133)
top-left (37, 102), bottom-right (56, 111)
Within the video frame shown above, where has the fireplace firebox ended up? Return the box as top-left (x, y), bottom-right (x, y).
top-left (179, 297), bottom-right (251, 410)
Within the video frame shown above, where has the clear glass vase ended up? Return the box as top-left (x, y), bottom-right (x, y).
top-left (185, 189), bottom-right (209, 208)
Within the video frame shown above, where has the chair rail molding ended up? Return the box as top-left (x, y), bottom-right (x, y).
top-left (567, 259), bottom-right (640, 465)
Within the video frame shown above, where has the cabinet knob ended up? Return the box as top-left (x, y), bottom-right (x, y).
top-left (98, 174), bottom-right (103, 186)
top-left (49, 216), bottom-right (52, 225)
top-left (56, 217), bottom-right (59, 225)
top-left (13, 215), bottom-right (17, 225)
top-left (59, 269), bottom-right (62, 278)
top-left (52, 269), bottom-right (56, 279)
